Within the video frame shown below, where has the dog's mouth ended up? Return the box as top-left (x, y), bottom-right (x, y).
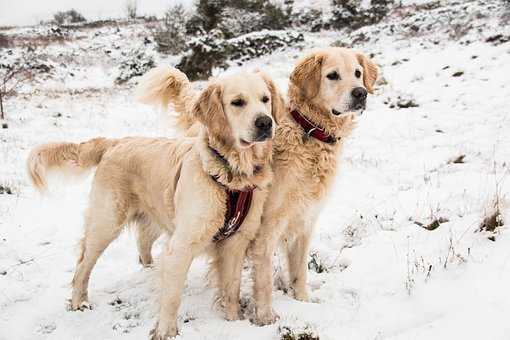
top-left (240, 134), bottom-right (271, 148)
top-left (331, 109), bottom-right (343, 116)
top-left (332, 103), bottom-right (366, 116)
top-left (240, 139), bottom-right (254, 148)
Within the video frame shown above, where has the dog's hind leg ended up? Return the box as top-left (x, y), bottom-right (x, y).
top-left (135, 215), bottom-right (162, 267)
top-left (70, 191), bottom-right (125, 311)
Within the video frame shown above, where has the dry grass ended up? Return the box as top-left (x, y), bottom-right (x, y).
top-left (480, 202), bottom-right (504, 241)
top-left (448, 154), bottom-right (466, 164)
top-left (279, 325), bottom-right (319, 340)
top-left (414, 217), bottom-right (449, 231)
top-left (8, 33), bottom-right (75, 48)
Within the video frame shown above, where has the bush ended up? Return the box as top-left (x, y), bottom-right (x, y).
top-left (186, 0), bottom-right (293, 37)
top-left (330, 0), bottom-right (393, 30)
top-left (154, 4), bottom-right (188, 54)
top-left (177, 30), bottom-right (304, 80)
top-left (260, 0), bottom-right (293, 30)
top-left (0, 33), bottom-right (9, 48)
top-left (0, 184), bottom-right (13, 195)
top-left (186, 0), bottom-right (226, 34)
top-left (53, 9), bottom-right (86, 25)
top-left (293, 8), bottom-right (326, 32)
top-left (176, 30), bottom-right (227, 81)
top-left (115, 48), bottom-right (155, 84)
top-left (216, 7), bottom-right (264, 38)
top-left (279, 325), bottom-right (319, 340)
top-left (225, 30), bottom-right (304, 62)
top-left (0, 46), bottom-right (53, 119)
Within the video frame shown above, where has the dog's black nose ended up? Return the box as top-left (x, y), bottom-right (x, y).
top-left (255, 115), bottom-right (272, 132)
top-left (351, 87), bottom-right (367, 101)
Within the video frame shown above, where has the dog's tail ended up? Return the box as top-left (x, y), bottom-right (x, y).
top-left (27, 137), bottom-right (118, 191)
top-left (135, 66), bottom-right (198, 131)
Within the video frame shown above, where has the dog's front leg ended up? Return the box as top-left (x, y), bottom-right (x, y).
top-left (286, 231), bottom-right (312, 302)
top-left (151, 238), bottom-right (193, 340)
top-left (251, 218), bottom-right (286, 326)
top-left (216, 234), bottom-right (251, 320)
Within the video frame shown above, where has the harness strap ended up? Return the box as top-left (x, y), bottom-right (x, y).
top-left (213, 187), bottom-right (254, 242)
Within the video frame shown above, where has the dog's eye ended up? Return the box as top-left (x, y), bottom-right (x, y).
top-left (326, 71), bottom-right (340, 80)
top-left (231, 99), bottom-right (245, 107)
top-left (261, 95), bottom-right (269, 103)
top-left (355, 70), bottom-right (362, 78)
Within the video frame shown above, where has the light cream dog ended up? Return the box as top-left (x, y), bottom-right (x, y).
top-left (27, 71), bottom-right (284, 339)
top-left (146, 47), bottom-right (378, 325)
top-left (251, 47), bottom-right (378, 324)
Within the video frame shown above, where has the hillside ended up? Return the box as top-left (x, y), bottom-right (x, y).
top-left (1, 1), bottom-right (510, 339)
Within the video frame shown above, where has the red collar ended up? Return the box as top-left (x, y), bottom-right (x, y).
top-left (290, 110), bottom-right (337, 144)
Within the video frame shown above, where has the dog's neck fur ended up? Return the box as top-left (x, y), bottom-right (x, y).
top-left (197, 129), bottom-right (273, 191)
top-left (287, 84), bottom-right (355, 141)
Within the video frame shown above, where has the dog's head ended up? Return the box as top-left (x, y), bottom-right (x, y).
top-left (290, 47), bottom-right (378, 117)
top-left (192, 72), bottom-right (284, 149)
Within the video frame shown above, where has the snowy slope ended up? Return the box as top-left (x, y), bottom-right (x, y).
top-left (1, 1), bottom-right (510, 339)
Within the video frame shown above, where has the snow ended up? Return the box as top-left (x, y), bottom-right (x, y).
top-left (1, 1), bottom-right (510, 339)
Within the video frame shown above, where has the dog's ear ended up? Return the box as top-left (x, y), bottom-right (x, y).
top-left (192, 83), bottom-right (225, 134)
top-left (290, 53), bottom-right (324, 99)
top-left (356, 53), bottom-right (378, 94)
top-left (255, 71), bottom-right (286, 125)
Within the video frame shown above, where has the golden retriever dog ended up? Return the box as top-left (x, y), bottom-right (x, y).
top-left (27, 71), bottom-right (284, 339)
top-left (250, 47), bottom-right (378, 324)
top-left (146, 47), bottom-right (378, 326)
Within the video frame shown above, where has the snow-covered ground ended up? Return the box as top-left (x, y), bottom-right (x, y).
top-left (1, 1), bottom-right (510, 339)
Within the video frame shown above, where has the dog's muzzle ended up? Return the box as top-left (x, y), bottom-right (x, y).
top-left (254, 115), bottom-right (273, 141)
top-left (350, 87), bottom-right (367, 111)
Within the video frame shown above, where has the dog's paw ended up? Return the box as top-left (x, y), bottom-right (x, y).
top-left (251, 309), bottom-right (279, 326)
top-left (149, 322), bottom-right (178, 340)
top-left (293, 289), bottom-right (310, 302)
top-left (138, 255), bottom-right (154, 268)
top-left (67, 299), bottom-right (92, 312)
top-left (224, 307), bottom-right (241, 321)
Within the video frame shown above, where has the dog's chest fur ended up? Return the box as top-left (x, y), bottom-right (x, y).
top-left (272, 120), bottom-right (343, 203)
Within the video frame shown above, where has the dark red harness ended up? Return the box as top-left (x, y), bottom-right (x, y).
top-left (208, 146), bottom-right (256, 242)
top-left (213, 187), bottom-right (255, 242)
top-left (290, 110), bottom-right (337, 144)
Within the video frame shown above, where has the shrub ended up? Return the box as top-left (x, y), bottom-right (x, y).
top-left (115, 48), bottom-right (155, 84)
top-left (0, 46), bottom-right (52, 119)
top-left (176, 30), bottom-right (227, 81)
top-left (0, 33), bottom-right (9, 48)
top-left (53, 9), bottom-right (86, 25)
top-left (154, 4), bottom-right (188, 54)
top-left (330, 0), bottom-right (393, 30)
top-left (177, 30), bottom-right (304, 80)
top-left (293, 8), bottom-right (326, 32)
top-left (225, 30), bottom-right (304, 62)
top-left (216, 7), bottom-right (264, 38)
top-left (279, 325), bottom-right (319, 340)
top-left (260, 0), bottom-right (293, 30)
top-left (186, 0), bottom-right (293, 37)
top-left (186, 0), bottom-right (226, 34)
top-left (0, 184), bottom-right (13, 195)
